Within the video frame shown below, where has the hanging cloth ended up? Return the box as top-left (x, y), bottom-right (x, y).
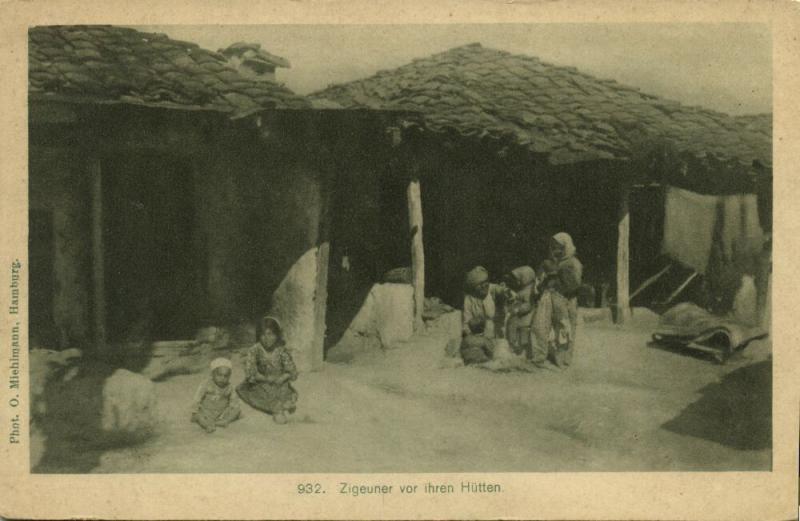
top-left (663, 187), bottom-right (764, 275)
top-left (719, 194), bottom-right (765, 273)
top-left (663, 187), bottom-right (718, 273)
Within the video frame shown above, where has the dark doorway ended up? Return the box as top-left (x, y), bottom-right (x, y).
top-left (29, 209), bottom-right (58, 348)
top-left (103, 153), bottom-right (201, 342)
top-left (324, 166), bottom-right (410, 354)
top-left (630, 185), bottom-right (667, 291)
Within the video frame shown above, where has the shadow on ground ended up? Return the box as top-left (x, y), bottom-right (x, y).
top-left (34, 362), bottom-right (118, 473)
top-left (661, 359), bottom-right (771, 451)
top-left (647, 340), bottom-right (721, 364)
top-left (33, 359), bottom-right (159, 473)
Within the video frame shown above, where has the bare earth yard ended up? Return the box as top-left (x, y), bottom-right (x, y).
top-left (39, 311), bottom-right (771, 473)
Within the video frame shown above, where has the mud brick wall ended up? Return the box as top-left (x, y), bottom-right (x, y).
top-left (29, 147), bottom-right (92, 348)
top-left (195, 130), bottom-right (325, 371)
top-left (31, 110), bottom-right (328, 371)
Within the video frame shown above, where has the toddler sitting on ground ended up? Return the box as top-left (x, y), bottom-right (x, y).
top-left (191, 358), bottom-right (241, 433)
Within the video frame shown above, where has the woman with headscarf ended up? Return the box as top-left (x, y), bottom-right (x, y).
top-left (504, 265), bottom-right (538, 357)
top-left (531, 232), bottom-right (583, 367)
top-left (462, 266), bottom-right (512, 340)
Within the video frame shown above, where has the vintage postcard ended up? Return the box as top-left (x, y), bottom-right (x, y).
top-left (0, 0), bottom-right (798, 519)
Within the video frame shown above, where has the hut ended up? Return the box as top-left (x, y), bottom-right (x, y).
top-left (310, 43), bottom-right (772, 321)
top-left (28, 25), bottom-right (419, 371)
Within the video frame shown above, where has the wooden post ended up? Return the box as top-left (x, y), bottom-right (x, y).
top-left (311, 239), bottom-right (330, 371)
top-left (615, 185), bottom-right (631, 324)
top-left (310, 139), bottom-right (334, 372)
top-left (311, 183), bottom-right (331, 371)
top-left (407, 178), bottom-right (425, 331)
top-left (90, 158), bottom-right (107, 350)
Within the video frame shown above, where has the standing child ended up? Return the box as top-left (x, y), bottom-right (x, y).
top-left (532, 233), bottom-right (583, 368)
top-left (236, 316), bottom-right (298, 425)
top-left (504, 265), bottom-right (537, 357)
top-left (191, 358), bottom-right (241, 433)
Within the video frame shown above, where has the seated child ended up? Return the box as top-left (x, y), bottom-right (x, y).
top-left (236, 316), bottom-right (298, 425)
top-left (460, 318), bottom-right (495, 365)
top-left (191, 358), bottom-right (241, 433)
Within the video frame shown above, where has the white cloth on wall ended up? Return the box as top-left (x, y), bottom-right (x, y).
top-left (721, 196), bottom-right (740, 261)
top-left (718, 193), bottom-right (764, 270)
top-left (662, 187), bottom-right (718, 274)
top-left (727, 194), bottom-right (764, 263)
top-left (663, 187), bottom-right (765, 275)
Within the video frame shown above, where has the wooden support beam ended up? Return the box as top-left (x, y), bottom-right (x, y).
top-left (311, 240), bottom-right (330, 372)
top-left (661, 272), bottom-right (699, 307)
top-left (407, 178), bottom-right (425, 332)
top-left (90, 158), bottom-right (106, 351)
top-left (630, 264), bottom-right (672, 302)
top-left (615, 186), bottom-right (632, 324)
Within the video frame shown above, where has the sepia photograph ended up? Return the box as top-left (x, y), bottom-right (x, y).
top-left (24, 22), bottom-right (774, 475)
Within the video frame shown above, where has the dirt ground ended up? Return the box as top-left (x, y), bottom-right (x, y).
top-left (39, 310), bottom-right (771, 473)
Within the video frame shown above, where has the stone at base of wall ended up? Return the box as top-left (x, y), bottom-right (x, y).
top-left (30, 350), bottom-right (158, 469)
top-left (580, 307), bottom-right (613, 324)
top-left (327, 283), bottom-right (414, 360)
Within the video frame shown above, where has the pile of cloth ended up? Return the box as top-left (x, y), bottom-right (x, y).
top-left (423, 296), bottom-right (455, 321)
top-left (471, 339), bottom-right (541, 373)
top-left (652, 302), bottom-right (768, 363)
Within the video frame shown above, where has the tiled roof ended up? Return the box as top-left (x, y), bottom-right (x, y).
top-left (29, 25), bottom-right (309, 113)
top-left (311, 43), bottom-right (771, 166)
top-left (735, 113), bottom-right (772, 161)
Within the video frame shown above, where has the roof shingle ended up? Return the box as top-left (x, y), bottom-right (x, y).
top-left (311, 43), bottom-right (771, 166)
top-left (29, 25), bottom-right (309, 112)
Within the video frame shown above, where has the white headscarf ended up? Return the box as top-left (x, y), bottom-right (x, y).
top-left (209, 357), bottom-right (232, 371)
top-left (552, 232), bottom-right (577, 260)
top-left (511, 265), bottom-right (536, 288)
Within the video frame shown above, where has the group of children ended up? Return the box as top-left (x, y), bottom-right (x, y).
top-left (191, 234), bottom-right (582, 431)
top-left (190, 316), bottom-right (299, 433)
top-left (460, 232), bottom-right (583, 369)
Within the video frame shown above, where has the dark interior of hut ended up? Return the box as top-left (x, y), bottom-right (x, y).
top-left (28, 146), bottom-right (93, 351)
top-left (416, 134), bottom-right (635, 309)
top-left (103, 152), bottom-right (200, 342)
top-left (323, 125), bottom-right (412, 353)
top-left (29, 209), bottom-right (58, 347)
top-left (28, 106), bottom-right (329, 352)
